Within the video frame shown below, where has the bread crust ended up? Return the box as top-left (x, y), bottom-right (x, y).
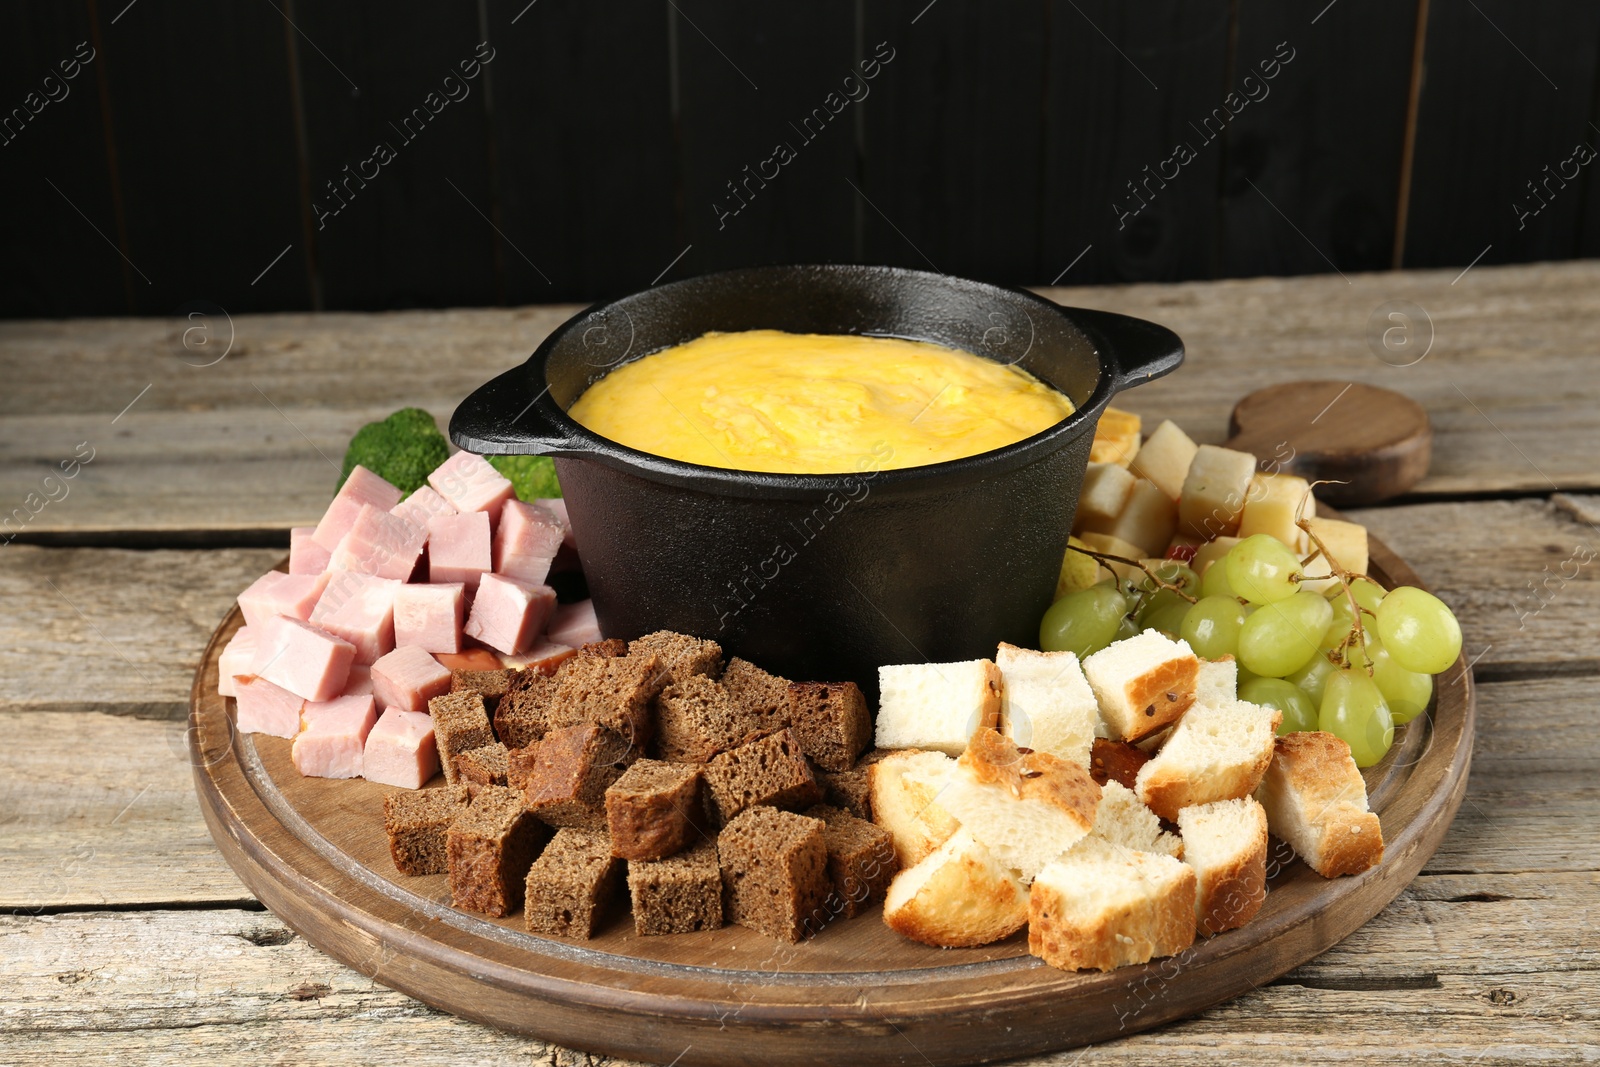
top-left (1120, 657), bottom-right (1197, 742)
top-left (1311, 807), bottom-right (1384, 877)
top-left (976, 659), bottom-right (1003, 733)
top-left (1027, 861), bottom-right (1196, 972)
top-left (1190, 805), bottom-right (1268, 936)
top-left (869, 750), bottom-right (960, 868)
top-left (1257, 732), bottom-right (1383, 878)
top-left (960, 728), bottom-right (1099, 834)
top-left (882, 832), bottom-right (1027, 948)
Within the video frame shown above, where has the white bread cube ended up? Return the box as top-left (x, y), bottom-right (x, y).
top-left (882, 828), bottom-right (1028, 948)
top-left (1177, 797), bottom-right (1268, 936)
top-left (1082, 630), bottom-right (1199, 743)
top-left (1078, 532), bottom-right (1147, 582)
top-left (1090, 407), bottom-right (1142, 467)
top-left (1131, 420), bottom-right (1198, 500)
top-left (1179, 445), bottom-right (1259, 540)
top-left (1028, 849), bottom-right (1196, 972)
top-left (1191, 535), bottom-right (1240, 577)
top-left (1194, 656), bottom-right (1238, 708)
top-left (875, 659), bottom-right (1001, 755)
top-left (869, 750), bottom-right (961, 868)
top-left (1103, 478), bottom-right (1178, 557)
top-left (995, 643), bottom-right (1099, 770)
top-left (1238, 471), bottom-right (1314, 551)
top-left (1298, 516), bottom-right (1369, 595)
top-left (1076, 462), bottom-right (1138, 534)
top-left (1255, 731), bottom-right (1383, 877)
top-left (1078, 779), bottom-right (1182, 858)
top-left (938, 729), bottom-right (1101, 882)
top-left (1134, 699), bottom-right (1282, 822)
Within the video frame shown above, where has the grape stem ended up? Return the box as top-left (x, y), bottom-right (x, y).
top-left (1064, 544), bottom-right (1199, 604)
top-left (1296, 518), bottom-right (1372, 674)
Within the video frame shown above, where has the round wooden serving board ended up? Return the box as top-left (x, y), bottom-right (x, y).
top-left (190, 524), bottom-right (1473, 1067)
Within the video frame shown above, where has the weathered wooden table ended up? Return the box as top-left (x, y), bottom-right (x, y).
top-left (3, 261), bottom-right (1595, 1064)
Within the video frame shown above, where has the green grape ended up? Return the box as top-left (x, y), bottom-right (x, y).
top-left (1136, 587), bottom-right (1186, 625)
top-left (1237, 663), bottom-right (1262, 689)
top-left (1237, 591), bottom-right (1334, 677)
top-left (1240, 677), bottom-right (1318, 735)
top-left (1143, 599), bottom-right (1193, 638)
top-left (1349, 576), bottom-right (1386, 616)
top-left (1376, 586), bottom-right (1463, 675)
top-left (1320, 668), bottom-right (1395, 768)
top-left (1225, 534), bottom-right (1304, 605)
top-left (1288, 653), bottom-right (1337, 706)
top-left (1181, 595), bottom-right (1248, 660)
top-left (1116, 613), bottom-right (1141, 642)
top-left (1143, 560), bottom-right (1201, 593)
top-left (1040, 584), bottom-right (1127, 657)
top-left (1319, 596), bottom-right (1359, 650)
top-left (1200, 557), bottom-right (1238, 599)
top-left (1367, 637), bottom-right (1434, 724)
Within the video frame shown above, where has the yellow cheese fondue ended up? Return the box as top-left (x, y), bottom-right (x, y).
top-left (566, 329), bottom-right (1075, 474)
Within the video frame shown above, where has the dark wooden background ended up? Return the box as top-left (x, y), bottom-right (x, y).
top-left (3, 0), bottom-right (1597, 319)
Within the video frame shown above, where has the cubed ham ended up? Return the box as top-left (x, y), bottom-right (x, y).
top-left (217, 625), bottom-right (257, 698)
top-left (546, 599), bottom-right (601, 648)
top-left (313, 465), bottom-right (403, 551)
top-left (493, 500), bottom-right (564, 583)
top-left (251, 615), bottom-right (356, 703)
top-left (536, 498), bottom-right (576, 550)
top-left (435, 648), bottom-right (504, 671)
top-left (234, 675), bottom-right (304, 739)
top-left (343, 663), bottom-right (373, 696)
top-left (370, 645), bottom-right (452, 713)
top-left (328, 504), bottom-right (427, 581)
top-left (427, 511), bottom-right (492, 589)
top-left (499, 639), bottom-right (575, 674)
top-left (428, 451), bottom-right (516, 520)
top-left (237, 571), bottom-right (330, 631)
top-left (310, 572), bottom-right (401, 665)
top-left (289, 527), bottom-right (331, 575)
top-left (463, 574), bottom-right (558, 656)
top-left (363, 708), bottom-right (440, 789)
top-left (291, 694), bottom-right (378, 779)
top-left (393, 583), bottom-right (465, 654)
top-left (391, 484), bottom-right (456, 528)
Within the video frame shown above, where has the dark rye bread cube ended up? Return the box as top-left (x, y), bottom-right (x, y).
top-left (450, 668), bottom-right (514, 712)
top-left (515, 721), bottom-right (635, 831)
top-left (454, 742), bottom-right (510, 790)
top-left (785, 680), bottom-right (871, 771)
top-left (705, 729), bottom-right (821, 824)
top-left (628, 630), bottom-right (723, 686)
top-left (803, 804), bottom-right (899, 919)
top-left (815, 749), bottom-right (893, 820)
top-left (446, 785), bottom-right (550, 917)
top-left (717, 807), bottom-right (830, 943)
top-left (627, 841), bottom-right (723, 935)
top-left (494, 671), bottom-right (562, 750)
top-left (575, 638), bottom-right (629, 659)
top-left (721, 657), bottom-right (793, 733)
top-left (429, 690), bottom-right (494, 785)
top-left (524, 828), bottom-right (622, 939)
top-left (550, 651), bottom-right (666, 749)
top-left (605, 759), bottom-right (706, 861)
top-left (654, 675), bottom-right (765, 763)
top-left (382, 784), bottom-right (470, 876)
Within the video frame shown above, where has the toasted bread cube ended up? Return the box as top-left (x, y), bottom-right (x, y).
top-left (1028, 850), bottom-right (1196, 971)
top-left (1077, 532), bottom-right (1148, 583)
top-left (1082, 630), bottom-right (1199, 743)
top-left (1178, 797), bottom-right (1268, 936)
top-left (1254, 731), bottom-right (1383, 877)
top-left (1194, 656), bottom-right (1238, 708)
top-left (882, 829), bottom-right (1028, 948)
top-left (1104, 478), bottom-right (1179, 557)
top-left (1130, 420), bottom-right (1198, 500)
top-left (1075, 462), bottom-right (1139, 534)
top-left (1073, 779), bottom-right (1181, 858)
top-left (869, 750), bottom-right (961, 867)
top-left (1298, 516), bottom-right (1369, 595)
top-left (1191, 535), bottom-right (1240, 578)
top-left (875, 659), bottom-right (1001, 756)
top-left (1179, 445), bottom-right (1259, 540)
top-left (995, 643), bottom-right (1099, 769)
top-left (1090, 407), bottom-right (1142, 467)
top-left (1238, 472), bottom-right (1315, 551)
top-left (1134, 699), bottom-right (1281, 821)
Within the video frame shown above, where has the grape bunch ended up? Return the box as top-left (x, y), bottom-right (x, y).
top-left (1040, 532), bottom-right (1462, 768)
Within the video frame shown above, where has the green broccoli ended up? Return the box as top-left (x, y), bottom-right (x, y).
top-left (487, 454), bottom-right (562, 501)
top-left (339, 407), bottom-right (449, 497)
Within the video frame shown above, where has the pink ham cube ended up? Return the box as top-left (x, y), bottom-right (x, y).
top-left (251, 615), bottom-right (356, 703)
top-left (370, 645), bottom-right (452, 713)
top-left (427, 511), bottom-right (492, 589)
top-left (313, 465), bottom-right (403, 551)
top-left (237, 570), bottom-right (330, 631)
top-left (393, 583), bottom-right (465, 654)
top-left (463, 574), bottom-right (558, 656)
top-left (391, 484), bottom-right (456, 528)
top-left (537, 498), bottom-right (577, 551)
top-left (234, 675), bottom-right (304, 739)
top-left (329, 504), bottom-right (427, 580)
top-left (546, 599), bottom-right (601, 648)
top-left (499, 640), bottom-right (575, 674)
top-left (494, 500), bottom-right (564, 583)
top-left (289, 527), bottom-right (331, 575)
top-left (363, 708), bottom-right (440, 789)
top-left (291, 694), bottom-right (379, 779)
top-left (217, 625), bottom-right (257, 698)
top-left (310, 572), bottom-right (401, 665)
top-left (428, 451), bottom-right (515, 519)
top-left (344, 664), bottom-right (373, 696)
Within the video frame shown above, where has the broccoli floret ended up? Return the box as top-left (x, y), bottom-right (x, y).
top-left (487, 454), bottom-right (562, 501)
top-left (339, 407), bottom-right (449, 497)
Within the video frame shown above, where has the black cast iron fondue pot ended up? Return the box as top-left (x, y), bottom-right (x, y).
top-left (451, 264), bottom-right (1182, 692)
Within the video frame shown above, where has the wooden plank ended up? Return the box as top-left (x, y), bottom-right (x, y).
top-left (291, 4), bottom-right (498, 310)
top-left (860, 0), bottom-right (1047, 282)
top-left (1403, 0), bottom-right (1600, 269)
top-left (1220, 0), bottom-right (1417, 276)
top-left (482, 0), bottom-right (676, 302)
top-left (1040, 0), bottom-right (1232, 284)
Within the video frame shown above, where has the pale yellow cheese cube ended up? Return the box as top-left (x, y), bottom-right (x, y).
top-left (1298, 517), bottom-right (1369, 594)
top-left (1104, 478), bottom-right (1178, 557)
top-left (1075, 462), bottom-right (1139, 534)
top-left (1178, 445), bottom-right (1259, 540)
top-left (1191, 536), bottom-right (1241, 578)
top-left (1130, 420), bottom-right (1199, 500)
top-left (1079, 532), bottom-right (1147, 583)
top-left (1238, 472), bottom-right (1315, 551)
top-left (1090, 407), bottom-right (1142, 468)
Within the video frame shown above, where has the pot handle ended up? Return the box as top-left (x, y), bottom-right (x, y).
top-left (448, 365), bottom-right (584, 456)
top-left (1073, 307), bottom-right (1186, 393)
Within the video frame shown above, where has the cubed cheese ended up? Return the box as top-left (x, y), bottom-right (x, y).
top-left (1103, 478), bottom-right (1178, 557)
top-left (1298, 516), bottom-right (1369, 594)
top-left (1131, 420), bottom-right (1199, 500)
top-left (1178, 445), bottom-right (1259, 540)
top-left (1090, 407), bottom-right (1142, 467)
top-left (1237, 472), bottom-right (1315, 551)
top-left (1075, 462), bottom-right (1139, 535)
